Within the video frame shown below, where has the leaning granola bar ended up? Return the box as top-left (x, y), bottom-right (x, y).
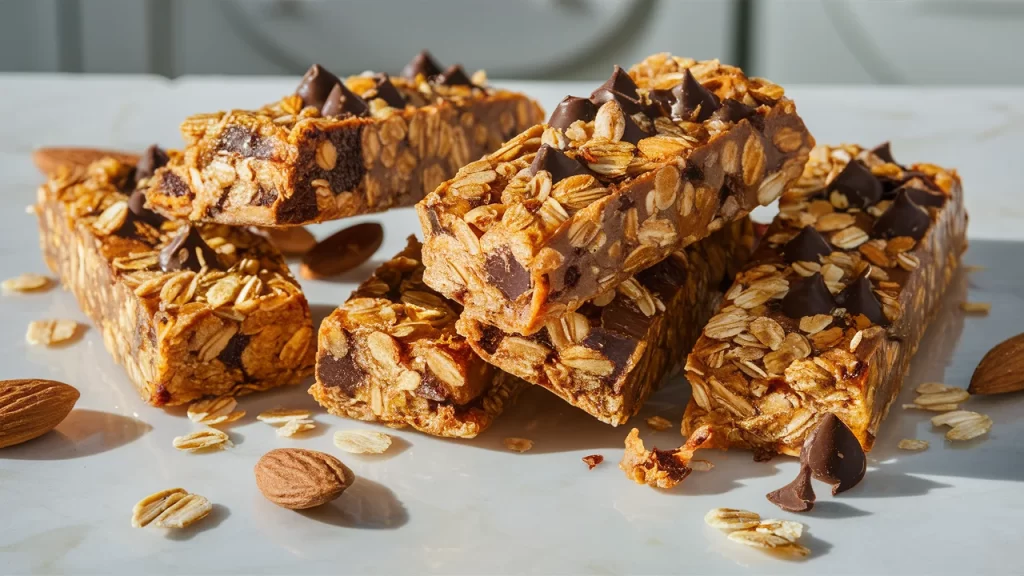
top-left (458, 217), bottom-right (754, 426)
top-left (682, 143), bottom-right (967, 456)
top-left (36, 149), bottom-right (315, 406)
top-left (146, 52), bottom-right (543, 226)
top-left (417, 53), bottom-right (813, 335)
top-left (310, 237), bottom-right (524, 438)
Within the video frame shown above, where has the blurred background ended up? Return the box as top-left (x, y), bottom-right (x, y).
top-left (2, 0), bottom-right (1023, 84)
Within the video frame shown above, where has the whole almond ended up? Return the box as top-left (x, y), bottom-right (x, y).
top-left (32, 147), bottom-right (139, 176)
top-left (969, 332), bottom-right (1024, 395)
top-left (0, 379), bottom-right (80, 448)
top-left (299, 222), bottom-right (383, 280)
top-left (260, 227), bottom-right (317, 256)
top-left (254, 448), bottom-right (355, 509)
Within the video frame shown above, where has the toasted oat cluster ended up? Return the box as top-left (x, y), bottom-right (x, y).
top-left (418, 53), bottom-right (813, 336)
top-left (310, 237), bottom-right (525, 438)
top-left (36, 153), bottom-right (314, 406)
top-left (458, 217), bottom-right (755, 426)
top-left (683, 143), bottom-right (967, 456)
top-left (619, 426), bottom-right (714, 489)
top-left (146, 52), bottom-right (543, 226)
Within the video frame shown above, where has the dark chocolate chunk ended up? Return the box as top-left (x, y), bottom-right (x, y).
top-left (563, 266), bottom-right (581, 290)
top-left (160, 171), bottom-right (192, 198)
top-left (902, 185), bottom-right (946, 208)
top-left (485, 249), bottom-right (531, 301)
top-left (529, 145), bottom-right (591, 184)
top-left (593, 65), bottom-right (640, 100)
top-left (871, 141), bottom-right (897, 165)
top-left (767, 463), bottom-right (816, 512)
top-left (128, 188), bottom-right (165, 227)
top-left (436, 64), bottom-right (474, 87)
top-left (872, 190), bottom-right (932, 240)
top-left (590, 87), bottom-right (643, 116)
top-left (581, 329), bottom-right (636, 384)
top-left (827, 160), bottom-right (882, 209)
top-left (373, 74), bottom-right (406, 108)
top-left (476, 324), bottom-right (504, 355)
top-left (218, 332), bottom-right (251, 371)
top-left (316, 353), bottom-right (365, 395)
top-left (646, 88), bottom-right (675, 118)
top-left (620, 114), bottom-right (652, 145)
top-left (134, 145), bottom-right (169, 184)
top-left (600, 299), bottom-right (650, 340)
top-left (158, 225), bottom-right (220, 272)
top-left (548, 96), bottom-right (597, 130)
top-left (402, 50), bottom-right (443, 80)
top-left (780, 272), bottom-right (835, 318)
top-left (670, 69), bottom-right (721, 122)
top-left (321, 82), bottom-right (369, 118)
top-left (296, 64), bottom-right (343, 110)
top-left (416, 371), bottom-right (449, 402)
top-left (782, 226), bottom-right (833, 264)
top-left (801, 413), bottom-right (866, 495)
top-left (713, 98), bottom-right (757, 124)
top-left (218, 125), bottom-right (276, 160)
top-left (837, 273), bottom-right (887, 326)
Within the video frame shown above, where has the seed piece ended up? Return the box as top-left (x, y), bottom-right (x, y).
top-left (187, 396), bottom-right (238, 425)
top-left (277, 418), bottom-right (316, 437)
top-left (2, 273), bottom-right (53, 293)
top-left (946, 416), bottom-right (992, 441)
top-left (645, 415), bottom-right (673, 431)
top-left (914, 388), bottom-right (969, 406)
top-left (257, 408), bottom-right (313, 424)
top-left (960, 302), bottom-right (991, 314)
top-left (25, 319), bottom-right (81, 346)
top-left (916, 382), bottom-right (957, 394)
top-left (172, 428), bottom-right (232, 452)
top-left (582, 454), bottom-right (604, 470)
top-left (504, 437), bottom-right (534, 453)
top-left (897, 439), bottom-right (929, 451)
top-left (333, 429), bottom-right (393, 454)
top-left (931, 410), bottom-right (986, 428)
top-left (704, 508), bottom-right (761, 531)
top-left (132, 488), bottom-right (212, 529)
top-left (727, 530), bottom-right (810, 557)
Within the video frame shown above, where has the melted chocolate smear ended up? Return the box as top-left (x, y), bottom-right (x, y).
top-left (713, 98), bottom-right (757, 124)
top-left (593, 65), bottom-right (640, 100)
top-left (218, 333), bottom-right (251, 371)
top-left (782, 225), bottom-right (833, 264)
top-left (767, 463), bottom-right (816, 512)
top-left (158, 225), bottom-right (220, 272)
top-left (671, 69), bottom-right (721, 122)
top-left (321, 82), bottom-right (369, 118)
top-left (134, 145), bottom-right (169, 184)
top-left (316, 353), bottom-right (365, 395)
top-left (529, 145), bottom-right (591, 184)
top-left (402, 50), bottom-right (443, 80)
top-left (872, 190), bottom-right (931, 240)
top-left (548, 96), bottom-right (597, 130)
top-left (780, 272), bottom-right (835, 318)
top-left (373, 74), bottom-right (407, 108)
top-left (484, 249), bottom-right (531, 301)
top-left (827, 160), bottom-right (882, 209)
top-left (871, 141), bottom-right (897, 165)
top-left (437, 64), bottom-right (474, 87)
top-left (296, 64), bottom-right (343, 110)
top-left (837, 273), bottom-right (887, 326)
top-left (801, 413), bottom-right (866, 495)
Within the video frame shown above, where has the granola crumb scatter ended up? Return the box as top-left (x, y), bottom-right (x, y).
top-left (582, 454), bottom-right (604, 469)
top-left (277, 418), bottom-right (316, 437)
top-left (706, 509), bottom-right (810, 558)
top-left (172, 428), bottom-right (232, 452)
top-left (132, 488), bottom-right (212, 529)
top-left (932, 410), bottom-right (993, 442)
top-left (25, 319), bottom-right (81, 346)
top-left (620, 426), bottom-right (712, 489)
top-left (2, 273), bottom-right (53, 293)
top-left (334, 429), bottom-right (393, 454)
top-left (504, 437), bottom-right (534, 453)
top-left (257, 408), bottom-right (313, 424)
top-left (187, 396), bottom-right (245, 426)
top-left (704, 508), bottom-right (760, 531)
top-left (959, 302), bottom-right (991, 314)
top-left (645, 416), bottom-right (673, 431)
top-left (897, 438), bottom-right (929, 451)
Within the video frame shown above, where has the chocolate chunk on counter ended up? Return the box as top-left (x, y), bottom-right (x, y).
top-left (782, 226), bottom-right (832, 264)
top-left (802, 413), bottom-right (866, 495)
top-left (548, 96), bottom-right (598, 130)
top-left (159, 225), bottom-right (220, 272)
top-left (781, 272), bottom-right (835, 318)
top-left (827, 160), bottom-right (882, 209)
top-left (767, 464), bottom-right (816, 512)
top-left (402, 50), bottom-right (443, 80)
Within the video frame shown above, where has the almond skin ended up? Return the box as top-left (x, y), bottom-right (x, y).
top-left (969, 332), bottom-right (1024, 395)
top-left (254, 448), bottom-right (355, 509)
top-left (0, 379), bottom-right (80, 449)
top-left (32, 147), bottom-right (139, 176)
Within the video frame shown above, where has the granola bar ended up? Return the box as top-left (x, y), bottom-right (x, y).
top-left (145, 52), bottom-right (543, 226)
top-left (417, 53), bottom-right (813, 335)
top-left (36, 149), bottom-right (315, 406)
top-left (682, 143), bottom-right (967, 456)
top-left (310, 237), bottom-right (524, 438)
top-left (458, 217), bottom-right (755, 426)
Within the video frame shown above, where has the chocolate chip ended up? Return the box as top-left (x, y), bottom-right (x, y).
top-left (160, 171), bottom-right (192, 198)
top-left (128, 188), bottom-right (165, 227)
top-left (767, 463), bottom-right (816, 512)
top-left (158, 225), bottom-right (220, 272)
top-left (670, 69), bottom-right (721, 122)
top-left (548, 96), bottom-right (597, 130)
top-left (218, 125), bottom-right (276, 160)
top-left (871, 141), bottom-right (897, 165)
top-left (218, 332), bottom-right (251, 371)
top-left (782, 226), bottom-right (832, 264)
top-left (581, 329), bottom-right (635, 383)
top-left (590, 87), bottom-right (644, 116)
top-left (476, 324), bottom-right (504, 355)
top-left (713, 98), bottom-right (757, 124)
top-left (401, 50), bottom-right (443, 80)
top-left (295, 64), bottom-right (343, 110)
top-left (373, 74), bottom-right (406, 108)
top-left (529, 144), bottom-right (590, 184)
top-left (436, 64), bottom-right (474, 87)
top-left (837, 273), bottom-right (887, 326)
top-left (872, 190), bottom-right (931, 240)
top-left (316, 353), bottom-right (365, 395)
top-left (485, 249), bottom-right (531, 301)
top-left (592, 65), bottom-right (639, 100)
top-left (827, 160), bottom-right (882, 209)
top-left (801, 413), bottom-right (866, 495)
top-left (620, 114), bottom-right (652, 145)
top-left (646, 88), bottom-right (675, 118)
top-left (134, 145), bottom-right (169, 184)
top-left (321, 82), bottom-right (369, 118)
top-left (780, 272), bottom-right (835, 318)
top-left (563, 266), bottom-right (581, 290)
top-left (902, 185), bottom-right (946, 208)
top-left (415, 371), bottom-right (449, 402)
